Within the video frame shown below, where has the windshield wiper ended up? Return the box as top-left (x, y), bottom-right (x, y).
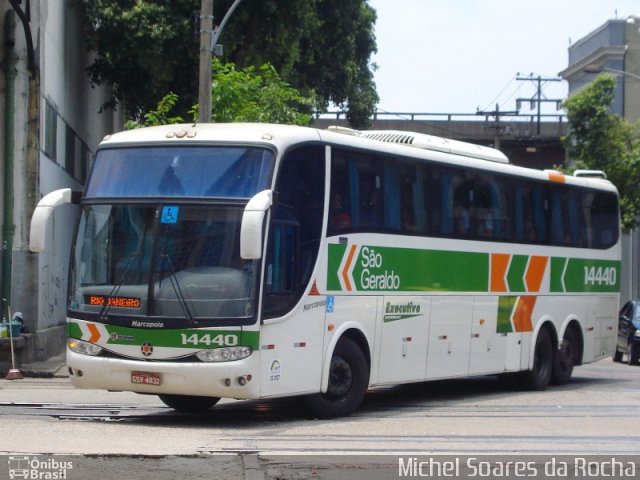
top-left (160, 252), bottom-right (195, 327)
top-left (98, 252), bottom-right (138, 321)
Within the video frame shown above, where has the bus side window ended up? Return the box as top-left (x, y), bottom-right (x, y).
top-left (414, 166), bottom-right (428, 233)
top-left (383, 161), bottom-right (402, 230)
top-left (453, 173), bottom-right (473, 236)
top-left (550, 189), bottom-right (564, 245)
top-left (264, 145), bottom-right (325, 319)
top-left (589, 191), bottom-right (619, 249)
top-left (266, 206), bottom-right (298, 293)
top-left (531, 185), bottom-right (549, 244)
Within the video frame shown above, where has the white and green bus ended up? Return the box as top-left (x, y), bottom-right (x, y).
top-left (30, 123), bottom-right (621, 418)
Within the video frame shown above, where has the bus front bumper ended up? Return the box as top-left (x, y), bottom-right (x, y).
top-left (66, 349), bottom-right (261, 399)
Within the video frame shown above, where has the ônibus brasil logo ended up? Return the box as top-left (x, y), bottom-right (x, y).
top-left (7, 456), bottom-right (73, 479)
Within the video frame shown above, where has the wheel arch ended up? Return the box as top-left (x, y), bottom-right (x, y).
top-left (320, 323), bottom-right (371, 393)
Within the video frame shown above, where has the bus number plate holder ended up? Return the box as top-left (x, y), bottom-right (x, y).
top-left (131, 371), bottom-right (162, 386)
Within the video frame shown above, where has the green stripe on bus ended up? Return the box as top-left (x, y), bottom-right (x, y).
top-left (506, 255), bottom-right (528, 292)
top-left (328, 244), bottom-right (489, 292)
top-left (67, 322), bottom-right (82, 339)
top-left (550, 257), bottom-right (567, 292)
top-left (328, 244), bottom-right (620, 294)
top-left (68, 322), bottom-right (260, 349)
top-left (327, 243), bottom-right (348, 291)
top-left (550, 257), bottom-right (620, 293)
top-left (497, 296), bottom-right (516, 333)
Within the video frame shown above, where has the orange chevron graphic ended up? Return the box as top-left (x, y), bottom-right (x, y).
top-left (87, 323), bottom-right (101, 343)
top-left (493, 254), bottom-right (549, 333)
top-left (525, 256), bottom-right (548, 292)
top-left (513, 296), bottom-right (536, 332)
top-left (490, 253), bottom-right (510, 292)
top-left (341, 245), bottom-right (358, 291)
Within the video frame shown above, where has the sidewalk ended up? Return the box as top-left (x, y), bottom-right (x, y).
top-left (11, 353), bottom-right (68, 378)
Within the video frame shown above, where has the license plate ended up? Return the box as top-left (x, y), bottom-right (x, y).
top-left (131, 371), bottom-right (162, 386)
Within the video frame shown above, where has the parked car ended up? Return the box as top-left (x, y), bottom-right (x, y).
top-left (614, 300), bottom-right (640, 365)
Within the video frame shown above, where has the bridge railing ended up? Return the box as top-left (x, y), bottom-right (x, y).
top-left (316, 111), bottom-right (566, 123)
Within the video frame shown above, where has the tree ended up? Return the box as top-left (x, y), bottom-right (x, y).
top-left (72, 0), bottom-right (199, 117)
top-left (72, 0), bottom-right (378, 128)
top-left (562, 74), bottom-right (640, 231)
top-left (126, 59), bottom-right (316, 129)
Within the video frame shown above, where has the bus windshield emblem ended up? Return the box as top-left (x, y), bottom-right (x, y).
top-left (161, 206), bottom-right (179, 224)
top-left (141, 342), bottom-right (154, 357)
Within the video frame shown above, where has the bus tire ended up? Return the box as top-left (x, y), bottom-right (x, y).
top-left (158, 394), bottom-right (220, 413)
top-left (551, 328), bottom-right (577, 385)
top-left (306, 337), bottom-right (369, 419)
top-left (523, 327), bottom-right (553, 391)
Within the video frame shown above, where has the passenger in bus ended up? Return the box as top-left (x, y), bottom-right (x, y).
top-left (330, 193), bottom-right (351, 230)
top-left (402, 210), bottom-right (416, 232)
top-left (454, 205), bottom-right (471, 235)
top-left (475, 209), bottom-right (493, 238)
top-left (524, 219), bottom-right (537, 241)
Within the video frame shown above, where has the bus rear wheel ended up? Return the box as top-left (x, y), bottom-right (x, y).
top-left (306, 337), bottom-right (369, 419)
top-left (158, 394), bottom-right (220, 413)
top-left (522, 327), bottom-right (553, 391)
top-left (551, 328), bottom-right (578, 385)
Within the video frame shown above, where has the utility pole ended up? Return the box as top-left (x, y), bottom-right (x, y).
top-left (476, 103), bottom-right (519, 151)
top-left (198, 0), bottom-right (214, 123)
top-left (515, 74), bottom-right (562, 136)
top-left (197, 0), bottom-right (243, 123)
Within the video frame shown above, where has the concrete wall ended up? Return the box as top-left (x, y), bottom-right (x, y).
top-left (0, 1), bottom-right (124, 364)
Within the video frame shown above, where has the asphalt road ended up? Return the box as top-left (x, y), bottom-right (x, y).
top-left (0, 357), bottom-right (638, 479)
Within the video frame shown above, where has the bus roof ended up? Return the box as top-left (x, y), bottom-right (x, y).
top-left (98, 123), bottom-right (617, 193)
top-left (326, 126), bottom-right (509, 164)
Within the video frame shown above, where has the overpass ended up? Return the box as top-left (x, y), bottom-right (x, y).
top-left (313, 112), bottom-right (567, 170)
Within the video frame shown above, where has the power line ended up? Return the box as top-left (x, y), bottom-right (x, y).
top-left (515, 74), bottom-right (563, 135)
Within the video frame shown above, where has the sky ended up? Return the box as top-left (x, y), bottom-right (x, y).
top-left (368, 0), bottom-right (640, 116)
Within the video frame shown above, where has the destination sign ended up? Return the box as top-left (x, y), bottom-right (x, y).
top-left (85, 295), bottom-right (141, 309)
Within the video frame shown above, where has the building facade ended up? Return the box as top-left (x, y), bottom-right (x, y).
top-left (559, 15), bottom-right (640, 121)
top-left (0, 1), bottom-right (123, 368)
top-left (559, 14), bottom-right (640, 304)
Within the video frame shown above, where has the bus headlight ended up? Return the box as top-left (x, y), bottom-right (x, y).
top-left (68, 338), bottom-right (103, 356)
top-left (196, 346), bottom-right (252, 362)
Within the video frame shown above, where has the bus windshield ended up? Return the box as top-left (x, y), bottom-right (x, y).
top-left (85, 146), bottom-right (274, 198)
top-left (69, 204), bottom-right (258, 323)
top-left (67, 144), bottom-right (275, 325)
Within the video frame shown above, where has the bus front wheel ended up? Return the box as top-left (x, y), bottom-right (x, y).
top-left (158, 394), bottom-right (220, 413)
top-left (306, 337), bottom-right (369, 419)
top-left (522, 327), bottom-right (553, 391)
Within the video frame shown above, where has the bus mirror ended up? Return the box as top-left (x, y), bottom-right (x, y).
top-left (29, 188), bottom-right (80, 252)
top-left (240, 189), bottom-right (273, 259)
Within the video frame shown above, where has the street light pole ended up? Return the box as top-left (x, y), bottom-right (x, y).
top-left (584, 66), bottom-right (640, 82)
top-left (197, 0), bottom-right (243, 124)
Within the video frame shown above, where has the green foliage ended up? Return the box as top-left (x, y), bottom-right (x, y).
top-left (72, 0), bottom-right (378, 128)
top-left (124, 92), bottom-right (184, 130)
top-left (127, 60), bottom-right (315, 128)
top-left (203, 59), bottom-right (316, 125)
top-left (562, 74), bottom-right (640, 231)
